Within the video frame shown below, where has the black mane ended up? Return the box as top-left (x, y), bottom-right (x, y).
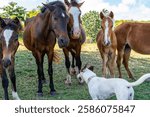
top-left (41, 1), bottom-right (66, 13)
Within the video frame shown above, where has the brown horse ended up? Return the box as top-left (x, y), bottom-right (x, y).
top-left (0, 17), bottom-right (22, 100)
top-left (96, 10), bottom-right (117, 78)
top-left (23, 1), bottom-right (70, 96)
top-left (115, 22), bottom-right (150, 79)
top-left (63, 0), bottom-right (86, 85)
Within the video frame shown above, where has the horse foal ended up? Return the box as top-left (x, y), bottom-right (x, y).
top-left (96, 10), bottom-right (117, 78)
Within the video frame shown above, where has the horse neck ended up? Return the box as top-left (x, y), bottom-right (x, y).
top-left (40, 10), bottom-right (52, 37)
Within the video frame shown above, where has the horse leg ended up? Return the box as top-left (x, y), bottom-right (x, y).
top-left (75, 46), bottom-right (82, 75)
top-left (47, 51), bottom-right (56, 95)
top-left (1, 68), bottom-right (9, 100)
top-left (107, 52), bottom-right (116, 78)
top-left (8, 57), bottom-right (20, 100)
top-left (40, 53), bottom-right (46, 84)
top-left (32, 51), bottom-right (44, 96)
top-left (63, 48), bottom-right (72, 85)
top-left (123, 47), bottom-right (134, 79)
top-left (102, 54), bottom-right (108, 78)
top-left (117, 48), bottom-right (124, 78)
top-left (70, 51), bottom-right (76, 75)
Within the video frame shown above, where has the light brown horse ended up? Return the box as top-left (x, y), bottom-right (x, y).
top-left (23, 1), bottom-right (70, 96)
top-left (0, 17), bottom-right (22, 100)
top-left (96, 10), bottom-right (117, 78)
top-left (115, 22), bottom-right (150, 79)
top-left (63, 0), bottom-right (86, 85)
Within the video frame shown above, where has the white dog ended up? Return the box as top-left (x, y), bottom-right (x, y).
top-left (77, 65), bottom-right (150, 100)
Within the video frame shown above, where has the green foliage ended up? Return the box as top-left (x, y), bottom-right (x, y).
top-left (27, 9), bottom-right (40, 18)
top-left (0, 2), bottom-right (26, 21)
top-left (82, 11), bottom-right (101, 42)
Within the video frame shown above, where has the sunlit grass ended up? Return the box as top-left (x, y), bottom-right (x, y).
top-left (0, 42), bottom-right (150, 100)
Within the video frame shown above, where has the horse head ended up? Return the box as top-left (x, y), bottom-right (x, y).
top-left (0, 17), bottom-right (21, 68)
top-left (100, 9), bottom-right (114, 46)
top-left (42, 2), bottom-right (70, 48)
top-left (64, 0), bottom-right (84, 39)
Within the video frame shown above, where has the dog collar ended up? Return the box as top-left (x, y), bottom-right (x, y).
top-left (87, 75), bottom-right (96, 84)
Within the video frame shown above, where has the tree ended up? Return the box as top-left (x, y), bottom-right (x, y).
top-left (0, 2), bottom-right (26, 21)
top-left (82, 11), bottom-right (101, 42)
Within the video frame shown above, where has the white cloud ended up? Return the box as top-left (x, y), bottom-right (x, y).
top-left (0, 0), bottom-right (150, 20)
top-left (80, 0), bottom-right (150, 20)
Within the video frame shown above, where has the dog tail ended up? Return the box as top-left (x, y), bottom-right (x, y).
top-left (128, 73), bottom-right (150, 87)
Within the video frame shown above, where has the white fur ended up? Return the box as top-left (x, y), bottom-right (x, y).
top-left (12, 91), bottom-right (20, 100)
top-left (77, 68), bottom-right (150, 100)
top-left (3, 29), bottom-right (13, 48)
top-left (65, 74), bottom-right (72, 84)
top-left (104, 20), bottom-right (110, 45)
top-left (62, 13), bottom-right (65, 18)
top-left (69, 7), bottom-right (80, 30)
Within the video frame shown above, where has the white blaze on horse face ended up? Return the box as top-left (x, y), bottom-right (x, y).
top-left (69, 7), bottom-right (81, 35)
top-left (3, 29), bottom-right (13, 48)
top-left (104, 20), bottom-right (110, 45)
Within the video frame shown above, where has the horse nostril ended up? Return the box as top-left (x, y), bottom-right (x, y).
top-left (60, 39), bottom-right (64, 44)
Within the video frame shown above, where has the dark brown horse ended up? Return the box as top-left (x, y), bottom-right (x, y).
top-left (23, 1), bottom-right (70, 96)
top-left (63, 0), bottom-right (86, 85)
top-left (97, 10), bottom-right (117, 78)
top-left (115, 22), bottom-right (150, 79)
top-left (0, 17), bottom-right (22, 100)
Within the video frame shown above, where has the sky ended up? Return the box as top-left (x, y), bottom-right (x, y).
top-left (0, 0), bottom-right (150, 20)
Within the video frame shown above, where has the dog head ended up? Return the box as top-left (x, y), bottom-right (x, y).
top-left (77, 64), bottom-right (94, 84)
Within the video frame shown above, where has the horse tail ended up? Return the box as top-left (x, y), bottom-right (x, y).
top-left (53, 51), bottom-right (61, 63)
top-left (128, 73), bottom-right (150, 87)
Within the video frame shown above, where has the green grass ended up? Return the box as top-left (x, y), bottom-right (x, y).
top-left (0, 43), bottom-right (150, 100)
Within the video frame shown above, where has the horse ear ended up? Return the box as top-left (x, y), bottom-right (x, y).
top-left (42, 3), bottom-right (55, 12)
top-left (64, 0), bottom-right (70, 6)
top-left (12, 17), bottom-right (20, 25)
top-left (78, 1), bottom-right (85, 7)
top-left (100, 12), bottom-right (104, 19)
top-left (12, 17), bottom-right (22, 31)
top-left (0, 17), bottom-right (6, 28)
top-left (109, 11), bottom-right (114, 19)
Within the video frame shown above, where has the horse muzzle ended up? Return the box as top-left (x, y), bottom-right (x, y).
top-left (58, 37), bottom-right (70, 48)
top-left (104, 40), bottom-right (111, 46)
top-left (71, 29), bottom-right (81, 39)
top-left (2, 58), bottom-right (11, 68)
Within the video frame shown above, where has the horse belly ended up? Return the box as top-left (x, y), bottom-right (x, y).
top-left (128, 36), bottom-right (150, 54)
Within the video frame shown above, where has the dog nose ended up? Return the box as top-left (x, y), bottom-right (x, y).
top-left (3, 59), bottom-right (11, 68)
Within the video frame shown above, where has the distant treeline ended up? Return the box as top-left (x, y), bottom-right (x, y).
top-left (0, 2), bottom-right (150, 42)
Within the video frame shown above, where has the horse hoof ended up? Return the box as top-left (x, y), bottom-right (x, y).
top-left (37, 92), bottom-right (43, 97)
top-left (50, 91), bottom-right (56, 96)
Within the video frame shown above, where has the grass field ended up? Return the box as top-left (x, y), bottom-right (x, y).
top-left (0, 42), bottom-right (150, 100)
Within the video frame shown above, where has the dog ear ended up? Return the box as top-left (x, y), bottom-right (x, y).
top-left (88, 66), bottom-right (94, 71)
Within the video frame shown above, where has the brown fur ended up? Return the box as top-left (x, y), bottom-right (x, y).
top-left (97, 11), bottom-right (117, 78)
top-left (115, 22), bottom-right (150, 78)
top-left (23, 1), bottom-right (69, 95)
top-left (63, 0), bottom-right (86, 85)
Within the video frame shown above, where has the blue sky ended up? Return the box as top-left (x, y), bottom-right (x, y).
top-left (0, 0), bottom-right (150, 20)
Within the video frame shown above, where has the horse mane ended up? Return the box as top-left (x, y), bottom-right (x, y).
top-left (41, 1), bottom-right (66, 13)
